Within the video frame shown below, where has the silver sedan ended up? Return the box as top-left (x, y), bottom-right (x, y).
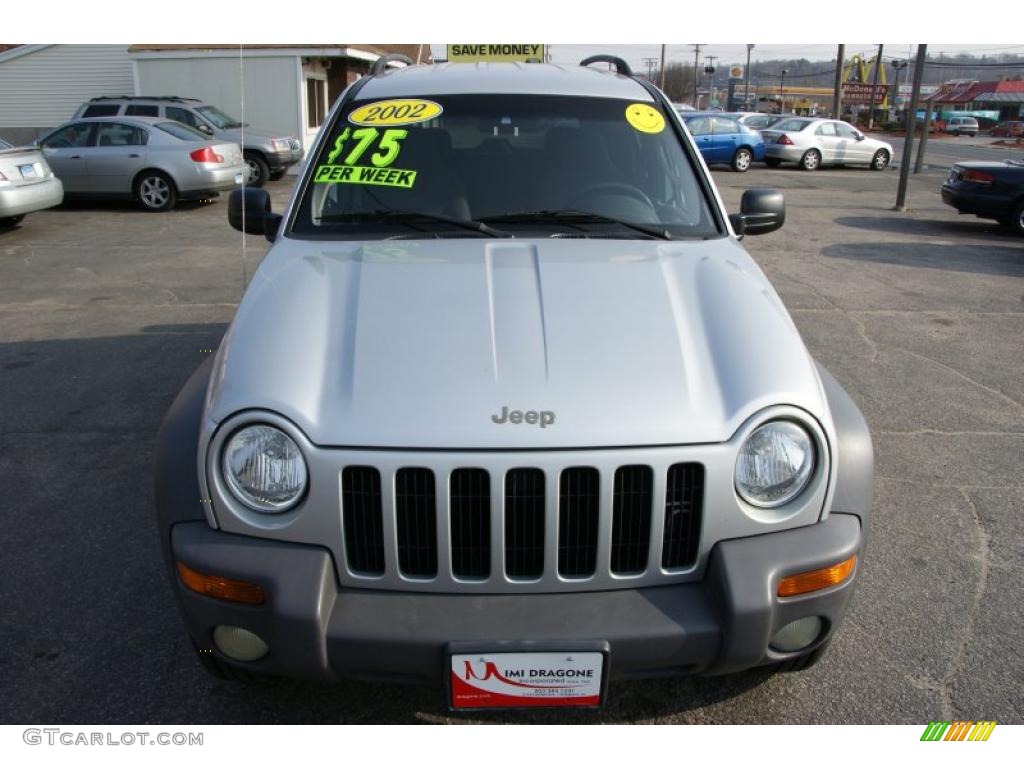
top-left (37, 116), bottom-right (249, 212)
top-left (0, 137), bottom-right (64, 227)
top-left (761, 117), bottom-right (893, 171)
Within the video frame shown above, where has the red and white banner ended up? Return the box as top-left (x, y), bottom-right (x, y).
top-left (451, 653), bottom-right (603, 709)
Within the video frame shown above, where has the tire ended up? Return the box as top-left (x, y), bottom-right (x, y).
top-left (870, 149), bottom-right (890, 171)
top-left (1005, 199), bottom-right (1024, 236)
top-left (268, 169), bottom-right (287, 182)
top-left (192, 640), bottom-right (261, 683)
top-left (134, 171), bottom-right (177, 212)
top-left (731, 147), bottom-right (753, 172)
top-left (775, 639), bottom-right (832, 673)
top-left (764, 157), bottom-right (782, 168)
top-left (244, 151), bottom-right (270, 188)
top-left (952, 131), bottom-right (960, 137)
top-left (800, 149), bottom-right (821, 171)
top-left (0, 214), bottom-right (26, 228)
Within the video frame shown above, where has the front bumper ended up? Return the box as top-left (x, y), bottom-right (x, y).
top-left (170, 513), bottom-right (863, 684)
top-left (0, 176), bottom-right (63, 217)
top-left (265, 148), bottom-right (304, 171)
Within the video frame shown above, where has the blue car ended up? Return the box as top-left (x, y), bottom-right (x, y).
top-left (679, 113), bottom-right (766, 172)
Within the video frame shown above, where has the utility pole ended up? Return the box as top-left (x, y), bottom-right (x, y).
top-left (895, 45), bottom-right (927, 212)
top-left (779, 68), bottom-right (788, 114)
top-left (915, 104), bottom-right (932, 173)
top-left (692, 44), bottom-right (703, 106)
top-left (642, 57), bottom-right (659, 82)
top-left (659, 44), bottom-right (666, 90)
top-left (867, 44), bottom-right (883, 128)
top-left (832, 44), bottom-right (845, 118)
top-left (744, 44), bottom-right (754, 111)
top-left (705, 56), bottom-right (718, 108)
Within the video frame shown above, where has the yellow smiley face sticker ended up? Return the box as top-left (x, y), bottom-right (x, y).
top-left (625, 103), bottom-right (665, 134)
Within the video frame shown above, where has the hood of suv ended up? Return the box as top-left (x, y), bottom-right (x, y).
top-left (207, 238), bottom-right (826, 448)
top-left (217, 126), bottom-right (285, 143)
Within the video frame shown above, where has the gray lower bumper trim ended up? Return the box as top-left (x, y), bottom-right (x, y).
top-left (170, 513), bottom-right (863, 684)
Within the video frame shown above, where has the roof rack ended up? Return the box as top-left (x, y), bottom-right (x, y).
top-left (580, 55), bottom-right (633, 77)
top-left (371, 54), bottom-right (414, 76)
top-left (89, 95), bottom-right (200, 103)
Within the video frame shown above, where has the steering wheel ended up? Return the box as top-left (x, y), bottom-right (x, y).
top-left (567, 182), bottom-right (657, 213)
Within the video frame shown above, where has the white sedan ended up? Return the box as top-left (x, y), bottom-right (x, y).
top-left (761, 117), bottom-right (893, 171)
top-left (0, 137), bottom-right (63, 228)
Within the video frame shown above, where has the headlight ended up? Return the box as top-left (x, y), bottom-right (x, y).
top-left (272, 138), bottom-right (292, 151)
top-left (735, 420), bottom-right (815, 508)
top-left (221, 424), bottom-right (308, 512)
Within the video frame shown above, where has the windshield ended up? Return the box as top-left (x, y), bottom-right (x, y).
top-left (772, 118), bottom-right (813, 132)
top-left (0, 137), bottom-right (10, 149)
top-left (196, 105), bottom-right (243, 129)
top-left (155, 121), bottom-right (209, 141)
top-left (291, 94), bottom-right (719, 240)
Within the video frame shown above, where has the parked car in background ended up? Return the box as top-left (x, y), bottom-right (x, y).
top-left (989, 121), bottom-right (1024, 138)
top-left (679, 113), bottom-right (766, 171)
top-left (673, 103), bottom-right (697, 112)
top-left (73, 96), bottom-right (302, 187)
top-left (941, 159), bottom-right (1024, 235)
top-left (0, 136), bottom-right (64, 228)
top-left (738, 113), bottom-right (780, 131)
top-left (38, 117), bottom-right (248, 212)
top-left (946, 116), bottom-right (979, 137)
top-left (761, 118), bottom-right (892, 171)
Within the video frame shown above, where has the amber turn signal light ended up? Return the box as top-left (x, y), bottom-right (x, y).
top-left (777, 554), bottom-right (857, 598)
top-left (176, 561), bottom-right (266, 605)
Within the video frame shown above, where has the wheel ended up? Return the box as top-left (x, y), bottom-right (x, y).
top-left (244, 151), bottom-right (270, 188)
top-left (870, 149), bottom-right (890, 171)
top-left (800, 149), bottom-right (821, 171)
top-left (191, 640), bottom-right (261, 682)
top-left (764, 157), bottom-right (782, 168)
top-left (731, 147), bottom-right (753, 172)
top-left (134, 171), bottom-right (177, 212)
top-left (775, 639), bottom-right (832, 673)
top-left (0, 214), bottom-right (26, 228)
top-left (268, 169), bottom-right (287, 182)
top-left (952, 131), bottom-right (960, 137)
top-left (1004, 199), bottom-right (1024, 236)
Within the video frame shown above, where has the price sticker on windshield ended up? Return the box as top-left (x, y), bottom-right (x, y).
top-left (349, 99), bottom-right (443, 127)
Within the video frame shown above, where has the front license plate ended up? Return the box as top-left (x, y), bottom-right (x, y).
top-left (450, 652), bottom-right (604, 710)
top-left (19, 164), bottom-right (37, 180)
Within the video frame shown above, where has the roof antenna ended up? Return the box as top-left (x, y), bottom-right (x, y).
top-left (239, 44), bottom-right (248, 295)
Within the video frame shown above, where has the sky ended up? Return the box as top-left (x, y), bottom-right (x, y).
top-left (430, 43), bottom-right (1024, 71)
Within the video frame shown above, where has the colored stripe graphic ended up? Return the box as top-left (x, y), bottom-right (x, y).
top-left (920, 720), bottom-right (996, 741)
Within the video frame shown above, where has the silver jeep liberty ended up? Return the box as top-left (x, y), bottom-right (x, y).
top-left (155, 54), bottom-right (873, 711)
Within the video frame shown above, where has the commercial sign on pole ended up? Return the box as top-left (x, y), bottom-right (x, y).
top-left (841, 82), bottom-right (889, 102)
top-left (446, 44), bottom-right (546, 63)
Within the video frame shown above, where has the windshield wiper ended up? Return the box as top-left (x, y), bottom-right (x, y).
top-left (319, 209), bottom-right (511, 238)
top-left (481, 210), bottom-right (674, 240)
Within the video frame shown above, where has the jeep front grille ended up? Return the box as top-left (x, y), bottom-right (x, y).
top-left (395, 467), bottom-right (438, 577)
top-left (504, 468), bottom-right (546, 579)
top-left (339, 461), bottom-right (705, 591)
top-left (449, 468), bottom-right (490, 579)
top-left (341, 466), bottom-right (385, 575)
top-left (661, 462), bottom-right (704, 569)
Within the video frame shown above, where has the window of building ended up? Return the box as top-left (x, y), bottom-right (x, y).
top-left (306, 78), bottom-right (327, 129)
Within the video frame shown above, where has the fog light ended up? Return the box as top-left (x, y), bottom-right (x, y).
top-left (771, 616), bottom-right (823, 653)
top-left (212, 625), bottom-right (269, 662)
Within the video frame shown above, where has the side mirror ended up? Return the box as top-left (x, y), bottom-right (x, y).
top-left (729, 188), bottom-right (785, 237)
top-left (198, 124), bottom-right (214, 135)
top-left (228, 187), bottom-right (281, 242)
top-left (856, 133), bottom-right (866, 141)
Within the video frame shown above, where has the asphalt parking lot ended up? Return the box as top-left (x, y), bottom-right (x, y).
top-left (1, 161), bottom-right (1021, 724)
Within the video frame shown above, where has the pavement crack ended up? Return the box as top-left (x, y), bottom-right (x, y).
top-left (895, 347), bottom-right (1024, 414)
top-left (940, 488), bottom-right (992, 720)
